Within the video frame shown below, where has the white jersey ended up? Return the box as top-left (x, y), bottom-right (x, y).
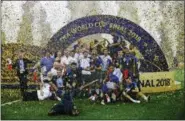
top-left (100, 55), bottom-right (112, 71)
top-left (106, 81), bottom-right (117, 90)
top-left (37, 83), bottom-right (52, 100)
top-left (80, 57), bottom-right (91, 75)
top-left (74, 53), bottom-right (80, 60)
top-left (70, 57), bottom-right (78, 65)
top-left (50, 68), bottom-right (57, 76)
top-left (60, 56), bottom-right (73, 65)
top-left (113, 68), bottom-right (123, 83)
top-left (75, 53), bottom-right (84, 60)
top-left (80, 57), bottom-right (90, 69)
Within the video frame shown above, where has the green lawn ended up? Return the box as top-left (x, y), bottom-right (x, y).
top-left (1, 90), bottom-right (185, 120)
top-left (1, 69), bottom-right (185, 120)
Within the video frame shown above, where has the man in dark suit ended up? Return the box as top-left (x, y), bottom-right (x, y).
top-left (12, 50), bottom-right (34, 96)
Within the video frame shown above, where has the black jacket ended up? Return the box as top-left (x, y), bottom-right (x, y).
top-left (12, 58), bottom-right (33, 76)
top-left (49, 92), bottom-right (74, 115)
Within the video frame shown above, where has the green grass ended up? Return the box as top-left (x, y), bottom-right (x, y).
top-left (174, 68), bottom-right (184, 88)
top-left (1, 69), bottom-right (185, 120)
top-left (1, 90), bottom-right (185, 120)
top-left (1, 89), bottom-right (21, 104)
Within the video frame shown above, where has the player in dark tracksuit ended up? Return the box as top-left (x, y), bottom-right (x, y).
top-left (48, 91), bottom-right (79, 116)
top-left (90, 49), bottom-right (103, 81)
top-left (64, 62), bottom-right (82, 97)
top-left (86, 49), bottom-right (103, 98)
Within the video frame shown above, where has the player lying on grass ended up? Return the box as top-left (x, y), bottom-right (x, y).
top-left (48, 89), bottom-right (79, 116)
top-left (22, 73), bottom-right (61, 101)
top-left (48, 79), bottom-right (100, 116)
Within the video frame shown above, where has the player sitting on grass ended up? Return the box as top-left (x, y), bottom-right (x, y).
top-left (48, 90), bottom-right (79, 116)
top-left (122, 75), bottom-right (150, 103)
top-left (98, 65), bottom-right (120, 105)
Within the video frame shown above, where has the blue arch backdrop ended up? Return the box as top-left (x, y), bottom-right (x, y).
top-left (47, 15), bottom-right (169, 72)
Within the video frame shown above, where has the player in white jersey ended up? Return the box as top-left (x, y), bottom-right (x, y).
top-left (100, 49), bottom-right (112, 71)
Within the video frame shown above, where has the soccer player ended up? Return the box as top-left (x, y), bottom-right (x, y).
top-left (123, 47), bottom-right (140, 91)
top-left (80, 50), bottom-right (91, 84)
top-left (122, 76), bottom-right (150, 103)
top-left (64, 62), bottom-right (82, 97)
top-left (113, 51), bottom-right (124, 70)
top-left (74, 47), bottom-right (84, 67)
top-left (100, 49), bottom-right (112, 71)
top-left (40, 51), bottom-right (55, 76)
top-left (61, 50), bottom-right (73, 66)
top-left (86, 49), bottom-right (103, 98)
top-left (122, 50), bottom-right (133, 80)
top-left (90, 49), bottom-right (103, 80)
top-left (108, 34), bottom-right (121, 57)
top-left (33, 51), bottom-right (55, 80)
top-left (48, 92), bottom-right (79, 116)
top-left (100, 65), bottom-right (120, 105)
top-left (22, 78), bottom-right (60, 101)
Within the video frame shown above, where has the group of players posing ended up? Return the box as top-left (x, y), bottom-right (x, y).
top-left (9, 38), bottom-right (150, 116)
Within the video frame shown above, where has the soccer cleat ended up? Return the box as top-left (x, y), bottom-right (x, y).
top-left (88, 96), bottom-right (93, 100)
top-left (107, 97), bottom-right (111, 103)
top-left (72, 109), bottom-right (80, 116)
top-left (56, 97), bottom-right (61, 101)
top-left (89, 95), bottom-right (95, 101)
top-left (133, 100), bottom-right (140, 103)
top-left (106, 95), bottom-right (111, 103)
top-left (101, 100), bottom-right (105, 105)
top-left (146, 95), bottom-right (151, 102)
top-left (92, 96), bottom-right (96, 101)
top-left (111, 93), bottom-right (116, 101)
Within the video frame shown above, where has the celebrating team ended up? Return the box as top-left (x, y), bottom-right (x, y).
top-left (9, 37), bottom-right (150, 115)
